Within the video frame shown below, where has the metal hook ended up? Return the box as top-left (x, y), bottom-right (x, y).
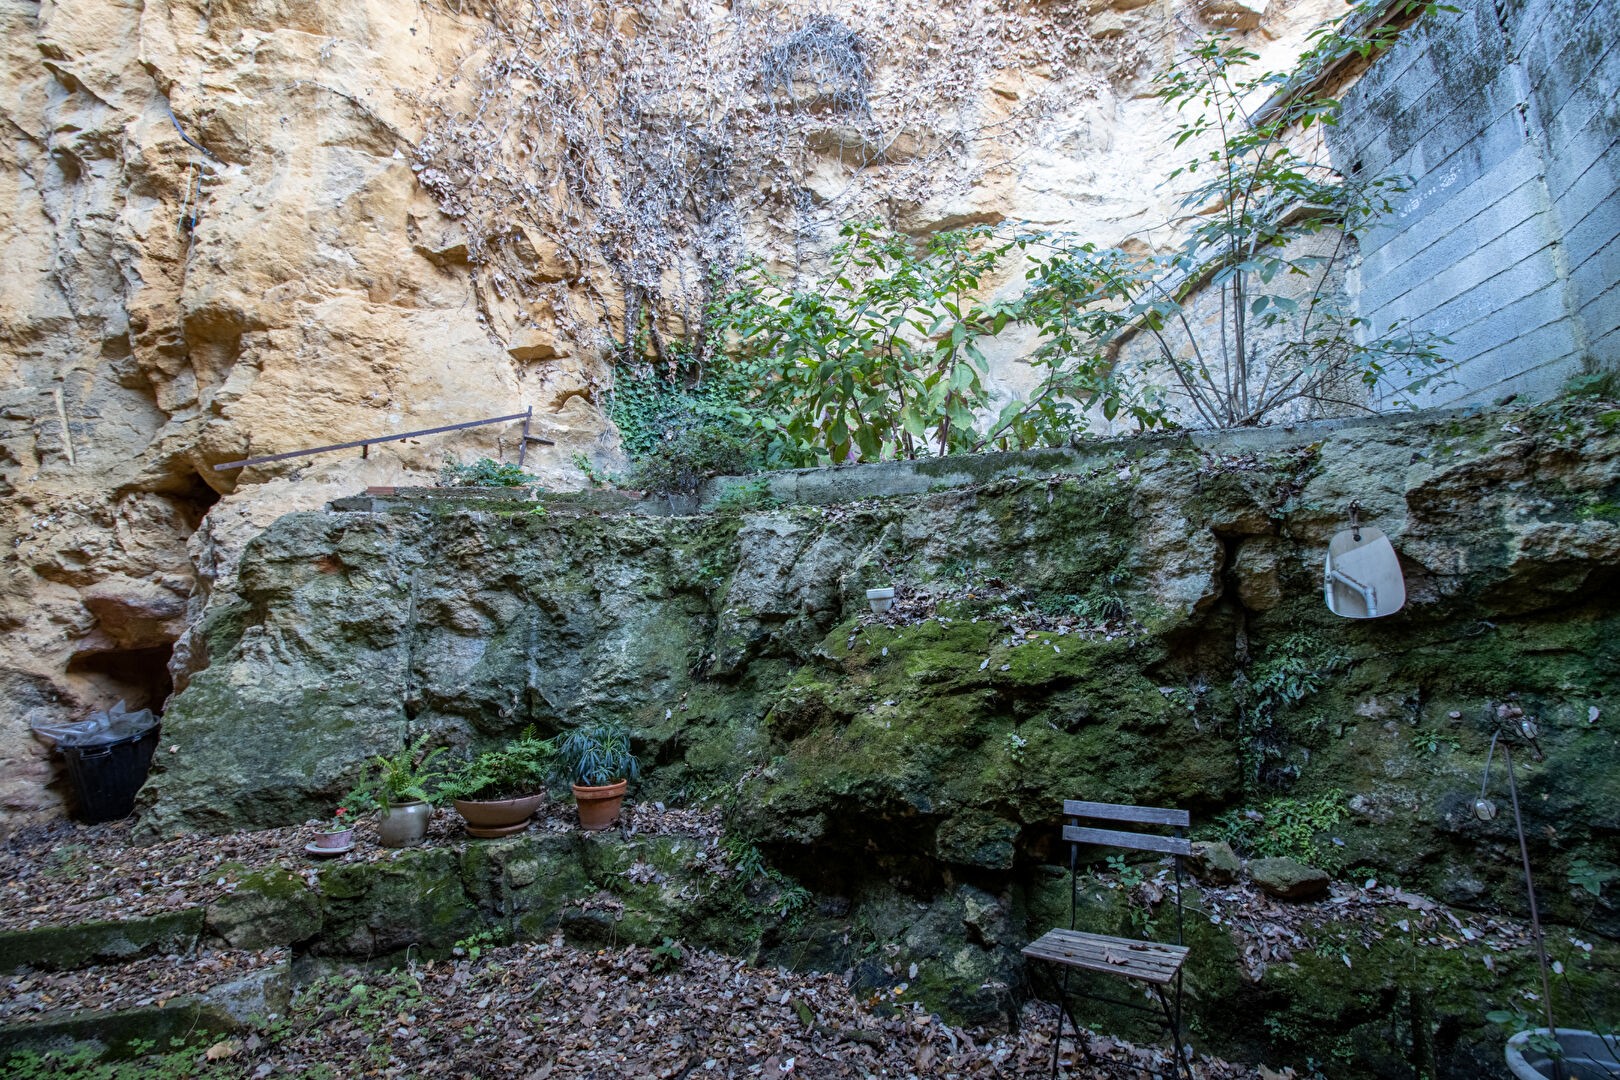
top-left (1348, 500), bottom-right (1363, 543)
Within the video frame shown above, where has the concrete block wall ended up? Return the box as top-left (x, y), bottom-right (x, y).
top-left (1330, 0), bottom-right (1620, 406)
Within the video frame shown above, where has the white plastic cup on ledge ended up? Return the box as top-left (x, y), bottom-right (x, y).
top-left (866, 587), bottom-right (895, 614)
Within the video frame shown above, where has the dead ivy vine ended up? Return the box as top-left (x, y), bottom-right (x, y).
top-left (407, 0), bottom-right (1111, 370)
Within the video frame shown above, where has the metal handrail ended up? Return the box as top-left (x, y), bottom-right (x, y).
top-left (213, 407), bottom-right (554, 472)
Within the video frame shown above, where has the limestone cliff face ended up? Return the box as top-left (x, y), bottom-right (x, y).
top-left (0, 0), bottom-right (1334, 824)
top-left (0, 0), bottom-right (532, 819)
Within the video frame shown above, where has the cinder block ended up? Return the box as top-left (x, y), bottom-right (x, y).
top-left (1442, 284), bottom-right (1571, 362)
top-left (1468, 211), bottom-right (1562, 278)
top-left (1546, 136), bottom-right (1620, 217)
top-left (1587, 319), bottom-right (1620, 366)
top-left (1560, 195), bottom-right (1620, 275)
top-left (1413, 226), bottom-right (1558, 321)
top-left (1362, 164), bottom-right (1547, 286)
top-left (1442, 254), bottom-right (1563, 325)
top-left (1352, 147), bottom-right (1508, 264)
top-left (1541, 109), bottom-right (1620, 201)
top-left (1406, 272), bottom-right (1555, 361)
top-left (1548, 156), bottom-right (1620, 254)
top-left (1362, 198), bottom-right (1477, 277)
top-left (1530, 41), bottom-right (1617, 121)
top-left (1361, 227), bottom-right (1479, 309)
top-left (1437, 318), bottom-right (1583, 398)
top-left (1576, 278), bottom-right (1620, 348)
top-left (1524, 7), bottom-right (1619, 117)
top-left (1469, 174), bottom-right (1556, 247)
top-left (1500, 356), bottom-right (1587, 398)
top-left (1342, 20), bottom-right (1448, 115)
top-left (1427, 106), bottom-right (1534, 182)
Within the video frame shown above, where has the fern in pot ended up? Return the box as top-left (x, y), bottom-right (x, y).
top-left (366, 733), bottom-right (449, 848)
top-left (441, 728), bottom-right (555, 838)
top-left (555, 724), bottom-right (639, 831)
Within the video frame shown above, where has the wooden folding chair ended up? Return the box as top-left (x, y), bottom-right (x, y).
top-left (1022, 799), bottom-right (1193, 1079)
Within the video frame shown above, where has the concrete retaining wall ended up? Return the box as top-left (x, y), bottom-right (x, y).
top-left (1331, 0), bottom-right (1620, 405)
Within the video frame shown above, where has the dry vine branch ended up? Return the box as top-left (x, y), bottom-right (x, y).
top-left (407, 0), bottom-right (1106, 371)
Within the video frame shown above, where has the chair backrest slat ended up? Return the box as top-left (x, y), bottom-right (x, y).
top-left (1063, 800), bottom-right (1189, 828)
top-left (1063, 824), bottom-right (1193, 857)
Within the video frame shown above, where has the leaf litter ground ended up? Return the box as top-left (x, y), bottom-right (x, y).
top-left (0, 806), bottom-right (1559, 1079)
top-left (190, 938), bottom-right (1268, 1079)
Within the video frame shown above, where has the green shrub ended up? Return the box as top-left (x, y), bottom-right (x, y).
top-left (1207, 790), bottom-right (1347, 867)
top-left (365, 733), bottom-right (450, 809)
top-left (439, 728), bottom-right (556, 801)
top-left (609, 342), bottom-right (762, 496)
top-left (627, 423), bottom-right (756, 498)
top-left (717, 220), bottom-right (1058, 464)
top-left (712, 477), bottom-right (781, 512)
top-left (438, 457), bottom-right (538, 487)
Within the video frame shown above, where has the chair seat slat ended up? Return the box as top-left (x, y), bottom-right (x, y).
top-left (1022, 929), bottom-right (1188, 985)
top-left (1062, 800), bottom-right (1190, 828)
top-left (1063, 824), bottom-right (1193, 857)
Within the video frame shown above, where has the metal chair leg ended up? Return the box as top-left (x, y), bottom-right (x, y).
top-left (1152, 983), bottom-right (1192, 1080)
top-left (1050, 968), bottom-right (1071, 1078)
top-left (1179, 971), bottom-right (1192, 1080)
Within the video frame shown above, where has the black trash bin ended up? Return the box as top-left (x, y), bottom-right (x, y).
top-left (60, 725), bottom-right (161, 824)
top-left (34, 701), bottom-right (163, 824)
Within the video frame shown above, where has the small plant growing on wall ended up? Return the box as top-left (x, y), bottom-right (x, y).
top-left (438, 457), bottom-right (539, 487)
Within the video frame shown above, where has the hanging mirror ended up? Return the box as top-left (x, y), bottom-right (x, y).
top-left (1324, 502), bottom-right (1405, 618)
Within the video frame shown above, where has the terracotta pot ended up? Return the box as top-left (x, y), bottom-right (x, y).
top-left (572, 780), bottom-right (628, 831)
top-left (377, 800), bottom-right (432, 847)
top-left (314, 828), bottom-right (354, 850)
top-left (452, 793), bottom-right (544, 838)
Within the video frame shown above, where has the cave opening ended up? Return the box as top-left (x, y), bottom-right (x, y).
top-left (175, 469), bottom-right (223, 530)
top-left (65, 643), bottom-right (176, 715)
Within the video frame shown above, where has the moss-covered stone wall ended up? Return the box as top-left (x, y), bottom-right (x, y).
top-left (142, 401), bottom-right (1620, 1077)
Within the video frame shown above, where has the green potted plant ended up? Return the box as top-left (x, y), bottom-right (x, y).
top-left (441, 728), bottom-right (555, 838)
top-left (555, 724), bottom-right (639, 831)
top-left (367, 733), bottom-right (448, 847)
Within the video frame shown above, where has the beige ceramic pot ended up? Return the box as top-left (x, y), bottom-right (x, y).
top-left (377, 800), bottom-right (432, 847)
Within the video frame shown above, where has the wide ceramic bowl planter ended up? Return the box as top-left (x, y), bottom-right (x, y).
top-left (572, 780), bottom-right (627, 831)
top-left (1506, 1028), bottom-right (1620, 1079)
top-left (866, 587), bottom-right (895, 614)
top-left (377, 800), bottom-right (432, 847)
top-left (453, 793), bottom-right (544, 838)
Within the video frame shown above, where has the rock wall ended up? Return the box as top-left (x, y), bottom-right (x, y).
top-left (0, 0), bottom-right (1346, 826)
top-left (148, 401), bottom-right (1620, 894)
top-left (139, 399), bottom-right (1620, 1076)
top-left (6, 0), bottom-right (1614, 830)
top-left (0, 0), bottom-right (524, 820)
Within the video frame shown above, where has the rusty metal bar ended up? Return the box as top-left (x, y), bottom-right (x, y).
top-left (213, 410), bottom-right (554, 471)
top-left (517, 405), bottom-right (534, 469)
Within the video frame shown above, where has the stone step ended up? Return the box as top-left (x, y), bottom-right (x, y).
top-left (0, 909), bottom-right (203, 974)
top-left (1, 825), bottom-right (728, 977)
top-left (0, 952), bottom-right (290, 1060)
